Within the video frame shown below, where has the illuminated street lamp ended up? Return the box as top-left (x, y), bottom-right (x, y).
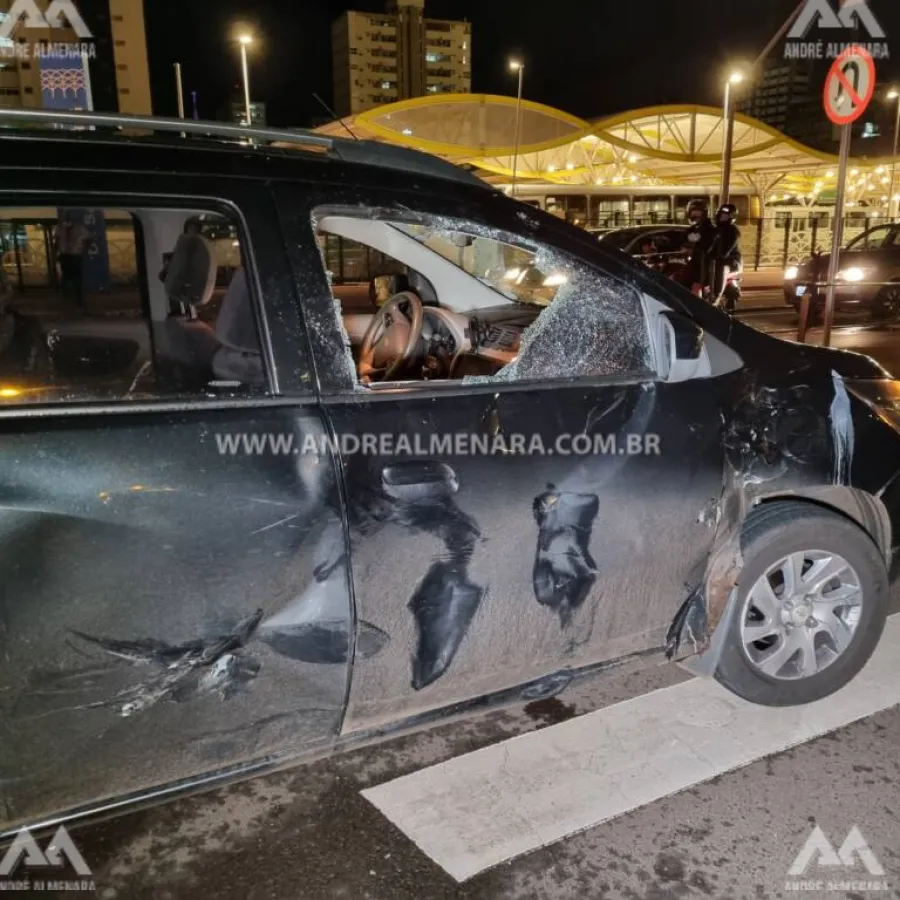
top-left (887, 88), bottom-right (900, 219)
top-left (720, 70), bottom-right (745, 206)
top-left (237, 33), bottom-right (254, 127)
top-left (509, 59), bottom-right (525, 197)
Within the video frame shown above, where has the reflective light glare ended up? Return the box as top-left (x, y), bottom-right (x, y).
top-left (826, 171), bottom-right (834, 177)
top-left (784, 266), bottom-right (799, 281)
top-left (542, 272), bottom-right (568, 287)
top-left (503, 267), bottom-right (522, 281)
top-left (837, 267), bottom-right (866, 282)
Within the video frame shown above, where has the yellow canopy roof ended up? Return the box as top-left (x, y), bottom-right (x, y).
top-left (317, 93), bottom-right (900, 203)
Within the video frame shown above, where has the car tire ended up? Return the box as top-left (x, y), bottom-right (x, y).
top-left (872, 282), bottom-right (900, 326)
top-left (714, 501), bottom-right (888, 707)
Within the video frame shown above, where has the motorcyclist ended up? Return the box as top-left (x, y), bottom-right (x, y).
top-left (682, 199), bottom-right (717, 297)
top-left (711, 203), bottom-right (742, 312)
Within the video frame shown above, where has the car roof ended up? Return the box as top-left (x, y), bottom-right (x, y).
top-left (0, 107), bottom-right (491, 195)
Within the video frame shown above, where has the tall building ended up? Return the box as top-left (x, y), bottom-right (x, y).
top-left (737, 59), bottom-right (829, 148)
top-left (738, 59), bottom-right (816, 143)
top-left (0, 0), bottom-right (152, 115)
top-left (332, 0), bottom-right (471, 117)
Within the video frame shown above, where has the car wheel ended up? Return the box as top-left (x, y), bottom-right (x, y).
top-left (714, 502), bottom-right (888, 707)
top-left (872, 283), bottom-right (900, 326)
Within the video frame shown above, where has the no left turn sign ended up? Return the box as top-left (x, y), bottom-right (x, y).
top-left (824, 45), bottom-right (876, 126)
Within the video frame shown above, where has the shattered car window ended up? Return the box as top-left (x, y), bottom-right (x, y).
top-left (466, 255), bottom-right (652, 383)
top-left (395, 222), bottom-right (565, 307)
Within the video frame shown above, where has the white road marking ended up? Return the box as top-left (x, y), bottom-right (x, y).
top-left (362, 615), bottom-right (900, 882)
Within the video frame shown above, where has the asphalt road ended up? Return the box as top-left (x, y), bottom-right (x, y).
top-left (738, 294), bottom-right (900, 377)
top-left (51, 616), bottom-right (900, 900)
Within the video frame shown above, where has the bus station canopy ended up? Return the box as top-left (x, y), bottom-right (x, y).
top-left (316, 94), bottom-right (900, 206)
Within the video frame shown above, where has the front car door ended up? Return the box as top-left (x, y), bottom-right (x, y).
top-left (0, 161), bottom-right (353, 835)
top-left (276, 178), bottom-right (733, 732)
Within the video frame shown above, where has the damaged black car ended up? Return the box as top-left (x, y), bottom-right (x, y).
top-left (0, 110), bottom-right (899, 839)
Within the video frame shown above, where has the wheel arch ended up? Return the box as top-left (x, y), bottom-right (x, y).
top-left (752, 486), bottom-right (891, 565)
top-left (670, 486), bottom-right (891, 673)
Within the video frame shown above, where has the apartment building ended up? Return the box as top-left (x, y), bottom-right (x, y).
top-left (332, 0), bottom-right (471, 117)
top-left (0, 0), bottom-right (151, 115)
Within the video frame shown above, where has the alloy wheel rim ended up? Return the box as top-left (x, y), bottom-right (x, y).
top-left (877, 287), bottom-right (900, 321)
top-left (739, 550), bottom-right (863, 681)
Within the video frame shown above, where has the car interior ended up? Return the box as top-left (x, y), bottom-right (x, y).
top-left (315, 209), bottom-right (658, 389)
top-left (0, 206), bottom-right (265, 404)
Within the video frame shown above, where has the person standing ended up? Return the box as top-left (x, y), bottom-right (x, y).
top-left (54, 211), bottom-right (90, 310)
top-left (711, 203), bottom-right (742, 312)
top-left (682, 199), bottom-right (717, 298)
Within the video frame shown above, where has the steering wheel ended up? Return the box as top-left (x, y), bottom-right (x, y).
top-left (358, 291), bottom-right (424, 383)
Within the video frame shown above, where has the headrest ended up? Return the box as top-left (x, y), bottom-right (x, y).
top-left (165, 233), bottom-right (217, 310)
top-left (215, 269), bottom-right (258, 353)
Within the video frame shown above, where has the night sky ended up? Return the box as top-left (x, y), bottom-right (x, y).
top-left (144, 0), bottom-right (900, 126)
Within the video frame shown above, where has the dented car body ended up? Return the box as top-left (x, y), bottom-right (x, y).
top-left (1, 123), bottom-right (899, 838)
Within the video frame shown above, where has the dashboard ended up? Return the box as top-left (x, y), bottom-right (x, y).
top-left (342, 301), bottom-right (539, 382)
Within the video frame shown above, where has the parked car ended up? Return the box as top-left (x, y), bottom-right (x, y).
top-left (601, 224), bottom-right (742, 310)
top-left (785, 222), bottom-right (900, 322)
top-left (1, 109), bottom-right (899, 840)
top-left (600, 224), bottom-right (691, 277)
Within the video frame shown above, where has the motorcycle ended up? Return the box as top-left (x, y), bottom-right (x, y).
top-left (635, 237), bottom-right (742, 314)
top-left (717, 264), bottom-right (743, 314)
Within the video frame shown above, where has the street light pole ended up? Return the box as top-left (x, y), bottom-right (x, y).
top-left (888, 89), bottom-right (900, 220)
top-left (174, 62), bottom-right (185, 119)
top-left (509, 60), bottom-right (525, 197)
top-left (238, 35), bottom-right (253, 126)
top-left (720, 71), bottom-right (744, 206)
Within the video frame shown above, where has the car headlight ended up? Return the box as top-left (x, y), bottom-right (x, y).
top-left (837, 266), bottom-right (868, 283)
top-left (785, 266), bottom-right (799, 281)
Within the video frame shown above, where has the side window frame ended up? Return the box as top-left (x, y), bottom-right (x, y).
top-left (0, 186), bottom-right (299, 410)
top-left (276, 182), bottom-right (659, 398)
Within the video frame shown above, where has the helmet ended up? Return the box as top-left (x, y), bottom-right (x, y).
top-left (716, 203), bottom-right (738, 224)
top-left (686, 199), bottom-right (709, 223)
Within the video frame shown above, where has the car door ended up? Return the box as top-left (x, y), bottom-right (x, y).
top-left (276, 180), bottom-right (728, 733)
top-left (0, 170), bottom-right (353, 836)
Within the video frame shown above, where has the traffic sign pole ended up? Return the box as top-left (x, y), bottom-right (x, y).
top-left (824, 122), bottom-right (852, 347)
top-left (807, 45), bottom-right (876, 347)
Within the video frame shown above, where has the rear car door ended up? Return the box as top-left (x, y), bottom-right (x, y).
top-left (0, 165), bottom-right (352, 835)
top-left (276, 180), bottom-right (730, 732)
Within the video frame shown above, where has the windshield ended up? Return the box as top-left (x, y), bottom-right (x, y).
top-left (393, 222), bottom-right (571, 307)
top-left (845, 226), bottom-right (893, 252)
